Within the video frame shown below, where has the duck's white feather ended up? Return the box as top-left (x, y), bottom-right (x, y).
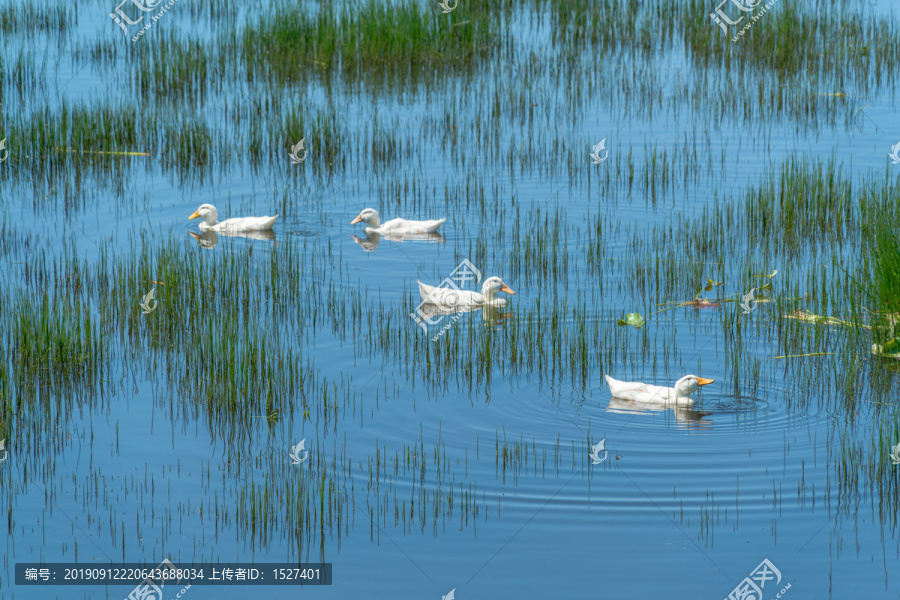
top-left (605, 376), bottom-right (680, 402)
top-left (418, 280), bottom-right (486, 308)
top-left (201, 215), bottom-right (278, 232)
top-left (604, 374), bottom-right (713, 406)
top-left (417, 276), bottom-right (513, 309)
top-left (189, 204), bottom-right (278, 232)
top-left (352, 208), bottom-right (445, 235)
top-left (374, 217), bottom-right (445, 234)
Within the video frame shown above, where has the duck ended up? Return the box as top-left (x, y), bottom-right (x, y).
top-left (188, 204), bottom-right (278, 232)
top-left (417, 276), bottom-right (515, 309)
top-left (351, 208), bottom-right (445, 235)
top-left (604, 374), bottom-right (714, 406)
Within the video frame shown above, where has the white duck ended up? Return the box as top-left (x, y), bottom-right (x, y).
top-left (417, 276), bottom-right (515, 309)
top-left (604, 374), bottom-right (714, 406)
top-left (351, 208), bottom-right (445, 234)
top-left (189, 203), bottom-right (278, 232)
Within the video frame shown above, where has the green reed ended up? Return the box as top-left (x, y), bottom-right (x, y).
top-left (240, 0), bottom-right (499, 82)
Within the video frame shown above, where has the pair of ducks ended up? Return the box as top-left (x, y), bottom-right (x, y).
top-left (348, 209), bottom-right (515, 308)
top-left (188, 205), bottom-right (712, 403)
top-left (187, 204), bottom-right (516, 308)
top-left (187, 204), bottom-right (441, 235)
top-left (348, 209), bottom-right (516, 309)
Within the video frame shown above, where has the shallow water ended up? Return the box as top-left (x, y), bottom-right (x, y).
top-left (2, 0), bottom-right (900, 598)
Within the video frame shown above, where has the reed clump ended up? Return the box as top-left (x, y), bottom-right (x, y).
top-left (240, 0), bottom-right (499, 82)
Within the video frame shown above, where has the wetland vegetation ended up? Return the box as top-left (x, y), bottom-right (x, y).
top-left (1, 0), bottom-right (899, 598)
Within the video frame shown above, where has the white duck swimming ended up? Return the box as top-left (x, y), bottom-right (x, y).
top-left (189, 204), bottom-right (278, 232)
top-left (417, 276), bottom-right (515, 309)
top-left (604, 374), bottom-right (714, 406)
top-left (351, 208), bottom-right (445, 234)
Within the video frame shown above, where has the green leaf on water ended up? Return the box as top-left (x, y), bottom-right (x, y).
top-left (617, 313), bottom-right (645, 328)
top-left (704, 278), bottom-right (723, 292)
top-left (756, 269), bottom-right (778, 279)
top-left (785, 309), bottom-right (868, 329)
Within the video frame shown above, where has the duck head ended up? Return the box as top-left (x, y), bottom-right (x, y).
top-left (481, 277), bottom-right (515, 302)
top-left (351, 208), bottom-right (380, 228)
top-left (188, 204), bottom-right (219, 226)
top-left (672, 375), bottom-right (714, 401)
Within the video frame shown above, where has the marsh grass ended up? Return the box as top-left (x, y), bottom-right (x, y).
top-left (685, 0), bottom-right (900, 87)
top-left (240, 0), bottom-right (499, 83)
top-left (134, 33), bottom-right (210, 105)
top-left (846, 211), bottom-right (900, 347)
top-left (6, 0), bottom-right (896, 203)
top-left (0, 1), bottom-right (71, 35)
top-left (537, 0), bottom-right (680, 54)
top-left (869, 221), bottom-right (900, 316)
top-left (3, 0), bottom-right (900, 565)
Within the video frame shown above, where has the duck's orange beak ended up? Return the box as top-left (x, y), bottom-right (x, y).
top-left (499, 284), bottom-right (515, 295)
top-left (188, 232), bottom-right (200, 240)
top-left (351, 215), bottom-right (363, 225)
top-left (697, 377), bottom-right (714, 386)
top-left (188, 210), bottom-right (200, 220)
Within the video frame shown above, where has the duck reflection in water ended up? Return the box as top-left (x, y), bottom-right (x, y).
top-left (189, 229), bottom-right (277, 250)
top-left (606, 397), bottom-right (714, 429)
top-left (351, 230), bottom-right (444, 252)
top-left (414, 300), bottom-right (514, 326)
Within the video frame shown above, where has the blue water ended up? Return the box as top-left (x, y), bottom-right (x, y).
top-left (2, 0), bottom-right (899, 598)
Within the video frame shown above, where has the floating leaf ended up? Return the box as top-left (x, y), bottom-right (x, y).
top-left (704, 278), bottom-right (724, 292)
top-left (783, 309), bottom-right (870, 329)
top-left (756, 270), bottom-right (778, 278)
top-left (617, 313), bottom-right (645, 328)
top-left (57, 146), bottom-right (150, 156)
